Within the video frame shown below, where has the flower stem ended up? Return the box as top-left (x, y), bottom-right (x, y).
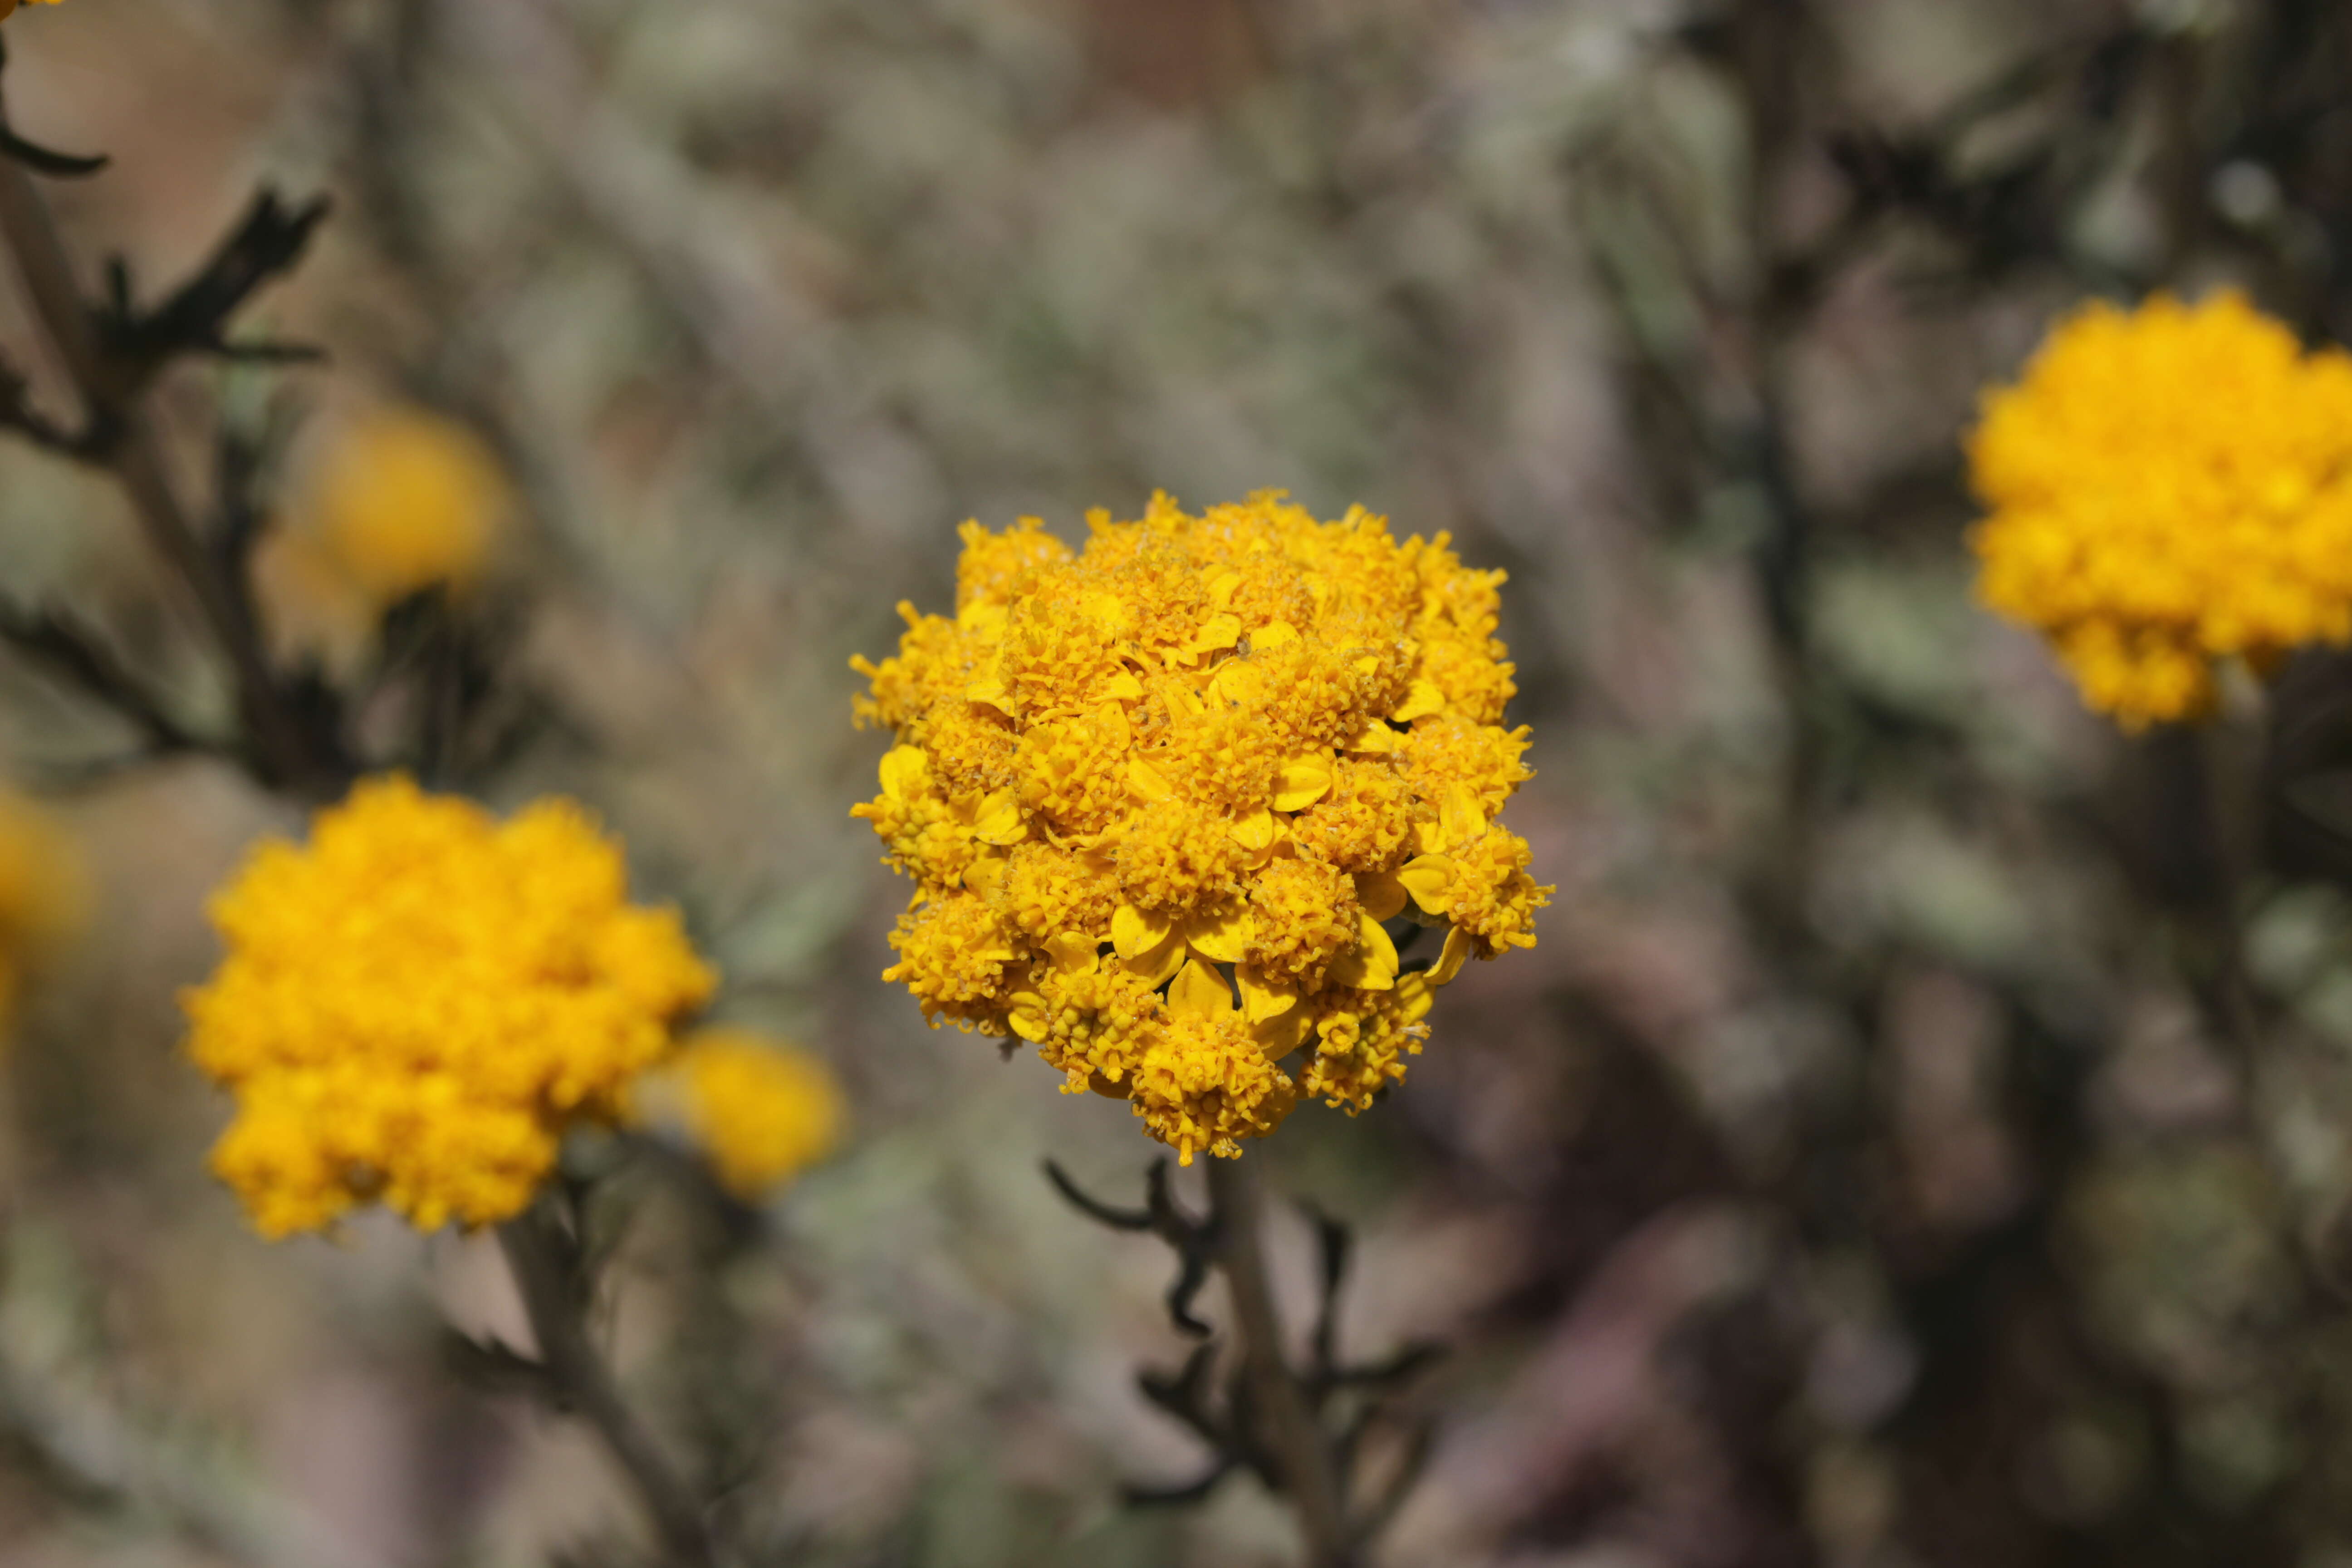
top-left (0, 90), bottom-right (320, 790)
top-left (496, 1209), bottom-right (717, 1568)
top-left (1205, 1156), bottom-right (1356, 1568)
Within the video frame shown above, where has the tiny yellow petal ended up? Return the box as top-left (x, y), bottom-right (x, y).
top-left (1391, 678), bottom-right (1446, 723)
top-left (956, 600), bottom-right (1008, 637)
top-left (1127, 939), bottom-right (1188, 986)
top-left (1169, 957), bottom-right (1236, 1020)
top-left (1236, 964), bottom-right (1299, 1023)
top-left (1008, 992), bottom-right (1050, 1043)
top-left (1396, 855), bottom-right (1454, 914)
top-left (1357, 872), bottom-right (1406, 922)
top-left (1185, 908), bottom-right (1253, 964)
top-left (1252, 1006), bottom-right (1313, 1060)
top-left (1229, 808), bottom-right (1279, 852)
top-left (1272, 756), bottom-right (1333, 812)
top-left (1190, 612), bottom-right (1243, 654)
top-left (965, 674), bottom-right (1018, 718)
top-left (1111, 902), bottom-right (1174, 960)
top-left (1440, 784), bottom-right (1486, 848)
top-left (1045, 931), bottom-right (1100, 975)
top-left (1429, 925), bottom-right (1474, 985)
top-left (877, 745), bottom-right (929, 801)
top-left (1394, 972), bottom-right (1434, 1024)
top-left (1129, 757), bottom-right (1176, 804)
top-left (1342, 722), bottom-right (1400, 754)
top-left (1085, 590), bottom-right (1133, 633)
top-left (1328, 910), bottom-right (1397, 992)
top-left (970, 789), bottom-right (1027, 846)
top-left (1210, 570), bottom-right (1245, 609)
top-left (1252, 620), bottom-right (1302, 650)
top-left (1106, 670), bottom-right (1145, 700)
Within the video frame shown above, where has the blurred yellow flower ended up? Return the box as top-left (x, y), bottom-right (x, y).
top-left (1969, 291), bottom-right (2352, 728)
top-left (255, 406), bottom-right (513, 675)
top-left (311, 406), bottom-right (510, 603)
top-left (183, 776), bottom-right (715, 1238)
top-left (0, 0), bottom-right (67, 20)
top-left (656, 1028), bottom-right (844, 1199)
top-left (0, 790), bottom-right (83, 1028)
top-left (852, 492), bottom-right (1549, 1164)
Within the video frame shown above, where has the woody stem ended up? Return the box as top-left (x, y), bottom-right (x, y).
top-left (1206, 1156), bottom-right (1355, 1568)
top-left (497, 1207), bottom-right (717, 1568)
top-left (0, 81), bottom-right (319, 789)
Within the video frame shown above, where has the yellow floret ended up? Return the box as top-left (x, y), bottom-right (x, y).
top-left (1969, 291), bottom-right (2352, 728)
top-left (660, 1028), bottom-right (844, 1199)
top-left (183, 776), bottom-right (715, 1237)
top-left (852, 491), bottom-right (1550, 1162)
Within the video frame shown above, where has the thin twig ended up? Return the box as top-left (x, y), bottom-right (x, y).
top-left (0, 78), bottom-right (321, 790)
top-left (1205, 1158), bottom-right (1356, 1568)
top-left (496, 1206), bottom-right (718, 1568)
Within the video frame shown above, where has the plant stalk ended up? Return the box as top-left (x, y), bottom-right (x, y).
top-left (1206, 1156), bottom-right (1355, 1568)
top-left (497, 1210), bottom-right (716, 1568)
top-left (0, 102), bottom-right (318, 789)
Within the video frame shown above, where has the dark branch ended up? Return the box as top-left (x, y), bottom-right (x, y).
top-left (96, 191), bottom-right (332, 397)
top-left (0, 124), bottom-right (107, 179)
top-left (1043, 1158), bottom-right (1221, 1337)
top-left (0, 601), bottom-right (206, 755)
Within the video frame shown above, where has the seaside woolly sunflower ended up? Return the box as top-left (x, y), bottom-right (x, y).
top-left (1969, 291), bottom-right (2352, 728)
top-left (183, 777), bottom-right (715, 1237)
top-left (852, 492), bottom-right (1549, 1164)
top-left (648, 1028), bottom-right (845, 1199)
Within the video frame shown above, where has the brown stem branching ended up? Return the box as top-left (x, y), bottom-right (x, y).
top-left (0, 59), bottom-right (325, 790)
top-left (496, 1203), bottom-right (717, 1568)
top-left (1205, 1158), bottom-right (1356, 1568)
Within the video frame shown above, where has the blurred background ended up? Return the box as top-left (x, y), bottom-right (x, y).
top-left (5, 0), bottom-right (2352, 1564)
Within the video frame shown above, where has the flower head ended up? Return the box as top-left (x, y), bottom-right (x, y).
top-left (183, 776), bottom-right (715, 1237)
top-left (309, 406), bottom-right (510, 603)
top-left (852, 492), bottom-right (1549, 1164)
top-left (1969, 291), bottom-right (2352, 727)
top-left (0, 790), bottom-right (83, 1028)
top-left (647, 1028), bottom-right (845, 1199)
top-left (255, 406), bottom-right (513, 676)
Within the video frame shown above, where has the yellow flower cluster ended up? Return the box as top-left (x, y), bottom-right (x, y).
top-left (852, 492), bottom-right (1548, 1164)
top-left (652, 1028), bottom-right (845, 1199)
top-left (0, 790), bottom-right (82, 1028)
top-left (1969, 291), bottom-right (2352, 727)
top-left (256, 406), bottom-right (512, 672)
top-left (183, 777), bottom-right (715, 1237)
top-left (312, 406), bottom-right (509, 603)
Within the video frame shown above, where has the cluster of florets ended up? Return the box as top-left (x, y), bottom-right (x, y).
top-left (852, 492), bottom-right (1549, 1164)
top-left (643, 1028), bottom-right (845, 1200)
top-left (1970, 291), bottom-right (2352, 728)
top-left (256, 404), bottom-right (512, 674)
top-left (183, 777), bottom-right (715, 1237)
